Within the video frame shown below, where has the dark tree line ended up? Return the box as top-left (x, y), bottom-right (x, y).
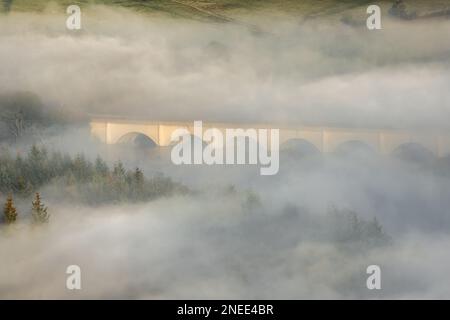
top-left (0, 145), bottom-right (188, 205)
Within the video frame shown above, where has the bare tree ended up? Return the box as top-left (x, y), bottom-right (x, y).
top-left (0, 92), bottom-right (47, 142)
top-left (1, 109), bottom-right (26, 141)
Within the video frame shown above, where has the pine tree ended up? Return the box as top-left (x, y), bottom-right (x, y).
top-left (3, 194), bottom-right (17, 224)
top-left (132, 167), bottom-right (145, 200)
top-left (113, 161), bottom-right (126, 178)
top-left (95, 156), bottom-right (109, 177)
top-left (134, 167), bottom-right (144, 187)
top-left (31, 192), bottom-right (49, 224)
top-left (16, 175), bottom-right (33, 197)
top-left (72, 154), bottom-right (91, 182)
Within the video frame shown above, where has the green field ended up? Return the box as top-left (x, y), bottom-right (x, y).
top-left (3, 0), bottom-right (450, 21)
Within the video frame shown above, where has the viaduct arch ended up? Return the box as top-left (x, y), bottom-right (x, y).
top-left (90, 117), bottom-right (450, 158)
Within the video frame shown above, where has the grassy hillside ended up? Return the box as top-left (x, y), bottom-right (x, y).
top-left (3, 0), bottom-right (450, 21)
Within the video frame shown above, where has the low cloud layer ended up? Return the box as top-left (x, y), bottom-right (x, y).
top-left (2, 182), bottom-right (450, 299)
top-left (2, 146), bottom-right (450, 299)
top-left (1, 6), bottom-right (450, 128)
top-left (2, 5), bottom-right (450, 299)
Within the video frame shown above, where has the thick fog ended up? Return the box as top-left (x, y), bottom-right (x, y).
top-left (1, 5), bottom-right (450, 299)
top-left (1, 6), bottom-right (450, 127)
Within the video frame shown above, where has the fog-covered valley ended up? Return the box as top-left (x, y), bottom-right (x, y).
top-left (1, 2), bottom-right (450, 299)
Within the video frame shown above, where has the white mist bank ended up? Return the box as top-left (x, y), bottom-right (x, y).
top-left (1, 5), bottom-right (450, 299)
top-left (1, 144), bottom-right (450, 299)
top-left (0, 7), bottom-right (450, 128)
top-left (1, 194), bottom-right (450, 299)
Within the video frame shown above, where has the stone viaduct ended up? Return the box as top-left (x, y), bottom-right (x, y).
top-left (90, 117), bottom-right (450, 157)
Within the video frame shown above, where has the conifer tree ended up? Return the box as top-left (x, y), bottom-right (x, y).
top-left (134, 167), bottom-right (144, 187)
top-left (113, 161), bottom-right (126, 178)
top-left (95, 156), bottom-right (109, 177)
top-left (3, 194), bottom-right (17, 224)
top-left (31, 192), bottom-right (49, 224)
top-left (132, 167), bottom-right (145, 200)
top-left (16, 176), bottom-right (32, 197)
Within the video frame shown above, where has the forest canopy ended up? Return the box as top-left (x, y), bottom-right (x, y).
top-left (0, 145), bottom-right (188, 205)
